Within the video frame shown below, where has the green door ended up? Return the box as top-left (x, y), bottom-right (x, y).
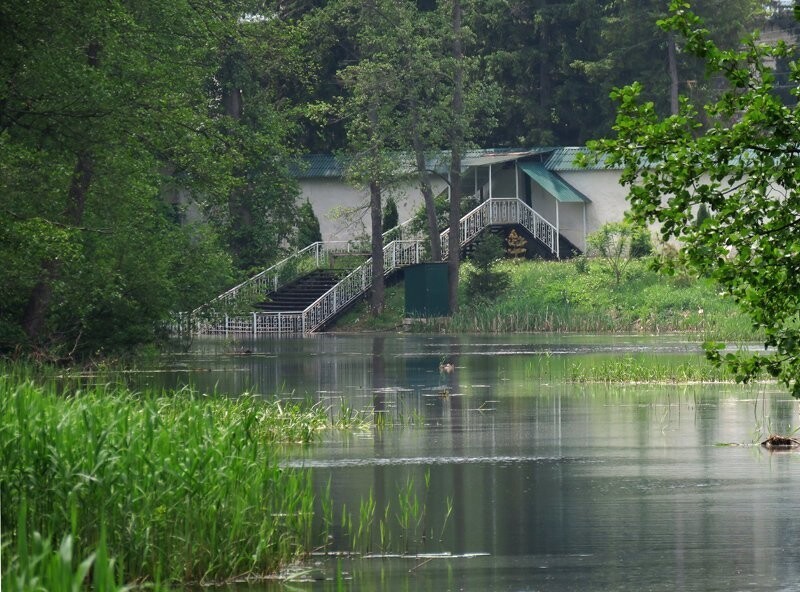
top-left (404, 263), bottom-right (450, 317)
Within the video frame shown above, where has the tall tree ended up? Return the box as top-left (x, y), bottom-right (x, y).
top-left (0, 0), bottom-right (242, 356)
top-left (331, 0), bottom-right (408, 315)
top-left (448, 0), bottom-right (465, 313)
top-left (575, 0), bottom-right (762, 127)
top-left (470, 0), bottom-right (763, 146)
top-left (591, 2), bottom-right (800, 395)
top-left (209, 6), bottom-right (312, 273)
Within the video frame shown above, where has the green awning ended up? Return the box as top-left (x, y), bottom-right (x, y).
top-left (519, 162), bottom-right (590, 203)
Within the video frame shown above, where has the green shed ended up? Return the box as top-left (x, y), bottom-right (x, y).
top-left (404, 263), bottom-right (450, 317)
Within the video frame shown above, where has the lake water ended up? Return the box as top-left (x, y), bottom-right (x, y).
top-left (154, 334), bottom-right (800, 591)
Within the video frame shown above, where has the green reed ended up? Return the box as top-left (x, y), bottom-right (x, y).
top-left (566, 355), bottom-right (746, 383)
top-left (3, 508), bottom-right (140, 592)
top-left (0, 372), bottom-right (359, 587)
top-left (328, 471), bottom-right (451, 556)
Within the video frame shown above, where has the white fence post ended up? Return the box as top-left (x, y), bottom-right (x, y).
top-left (253, 312), bottom-right (257, 337)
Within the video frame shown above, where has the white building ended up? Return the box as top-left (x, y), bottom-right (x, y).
top-left (294, 147), bottom-right (629, 255)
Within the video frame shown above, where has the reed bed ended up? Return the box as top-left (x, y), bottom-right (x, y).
top-left (522, 353), bottom-right (764, 384)
top-left (0, 373), bottom-right (354, 587)
top-left (566, 355), bottom-right (741, 383)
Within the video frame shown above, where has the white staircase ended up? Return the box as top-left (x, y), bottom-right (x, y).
top-left (184, 198), bottom-right (560, 336)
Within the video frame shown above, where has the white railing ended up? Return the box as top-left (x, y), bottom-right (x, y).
top-left (381, 216), bottom-right (422, 242)
top-left (303, 240), bottom-right (425, 332)
top-left (192, 241), bottom-right (352, 318)
top-left (191, 198), bottom-right (560, 336)
top-left (440, 198), bottom-right (559, 259)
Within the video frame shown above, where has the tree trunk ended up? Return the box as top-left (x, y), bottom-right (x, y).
top-left (668, 34), bottom-right (679, 116)
top-left (22, 41), bottom-right (100, 345)
top-left (220, 46), bottom-right (251, 269)
top-left (370, 179), bottom-right (385, 314)
top-left (537, 1), bottom-right (551, 110)
top-left (22, 152), bottom-right (93, 343)
top-left (412, 123), bottom-right (441, 261)
top-left (448, 0), bottom-right (464, 314)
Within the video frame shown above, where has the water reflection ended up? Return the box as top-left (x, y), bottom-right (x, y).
top-left (151, 334), bottom-right (800, 591)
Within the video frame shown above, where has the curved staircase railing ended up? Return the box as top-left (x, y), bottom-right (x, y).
top-left (188, 198), bottom-right (561, 336)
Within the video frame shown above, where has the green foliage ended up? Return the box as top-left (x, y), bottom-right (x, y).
top-left (695, 204), bottom-right (711, 228)
top-left (207, 11), bottom-right (309, 272)
top-left (3, 526), bottom-right (136, 592)
top-left (0, 372), bottom-right (364, 585)
top-left (294, 199), bottom-right (323, 249)
top-left (567, 355), bottom-right (746, 384)
top-left (591, 2), bottom-right (800, 396)
top-left (462, 234), bottom-right (511, 303)
top-left (383, 195), bottom-right (399, 230)
top-left (0, 0), bottom-right (250, 358)
top-left (0, 0), bottom-right (313, 358)
top-left (447, 259), bottom-right (754, 337)
top-left (470, 0), bottom-right (762, 146)
top-left (332, 259), bottom-right (755, 337)
top-left (410, 192), bottom-right (451, 236)
top-left (586, 221), bottom-right (651, 286)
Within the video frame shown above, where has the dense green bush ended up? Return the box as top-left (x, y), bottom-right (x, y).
top-left (294, 199), bottom-right (323, 249)
top-left (463, 234), bottom-right (510, 302)
top-left (382, 195), bottom-right (399, 230)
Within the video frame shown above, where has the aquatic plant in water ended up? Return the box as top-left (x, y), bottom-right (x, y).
top-left (0, 372), bottom-right (363, 587)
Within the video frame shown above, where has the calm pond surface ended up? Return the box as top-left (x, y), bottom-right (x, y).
top-left (153, 334), bottom-right (800, 591)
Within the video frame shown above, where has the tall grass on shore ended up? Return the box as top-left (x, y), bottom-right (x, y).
top-left (4, 505), bottom-right (136, 592)
top-left (448, 259), bottom-right (756, 338)
top-left (0, 373), bottom-right (346, 586)
top-left (333, 259), bottom-right (758, 340)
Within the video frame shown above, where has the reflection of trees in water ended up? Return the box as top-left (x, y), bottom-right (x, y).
top-left (371, 336), bottom-right (387, 544)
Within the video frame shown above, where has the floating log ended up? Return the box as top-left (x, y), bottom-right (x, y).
top-left (761, 435), bottom-right (800, 449)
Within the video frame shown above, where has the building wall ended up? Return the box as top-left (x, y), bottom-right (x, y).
top-left (298, 177), bottom-right (444, 243)
top-left (559, 170), bottom-right (629, 234)
top-left (490, 165), bottom-right (521, 198)
top-left (299, 167), bottom-right (631, 249)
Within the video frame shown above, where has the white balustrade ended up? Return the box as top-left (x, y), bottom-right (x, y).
top-left (190, 198), bottom-right (560, 337)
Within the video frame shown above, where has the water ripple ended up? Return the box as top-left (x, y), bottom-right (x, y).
top-left (283, 455), bottom-right (595, 468)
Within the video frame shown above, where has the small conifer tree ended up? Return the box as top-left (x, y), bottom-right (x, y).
top-left (465, 233), bottom-right (510, 302)
top-left (506, 229), bottom-right (527, 260)
top-left (294, 199), bottom-right (322, 249)
top-left (382, 195), bottom-right (399, 231)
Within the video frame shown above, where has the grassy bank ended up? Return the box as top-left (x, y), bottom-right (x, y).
top-left (334, 259), bottom-right (756, 340)
top-left (0, 370), bottom-right (360, 589)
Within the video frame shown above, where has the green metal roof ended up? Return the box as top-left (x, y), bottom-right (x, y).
top-left (291, 155), bottom-right (347, 178)
top-left (544, 147), bottom-right (619, 171)
top-left (292, 147), bottom-right (617, 179)
top-left (460, 148), bottom-right (551, 169)
top-left (519, 162), bottom-right (590, 203)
